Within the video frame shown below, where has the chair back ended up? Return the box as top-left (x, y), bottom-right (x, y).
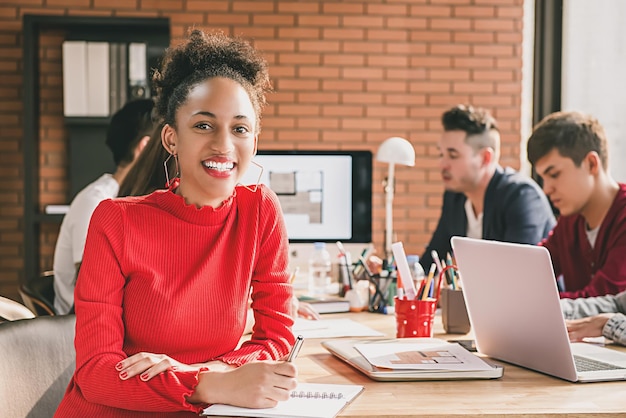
top-left (0, 315), bottom-right (75, 418)
top-left (19, 271), bottom-right (57, 316)
top-left (0, 295), bottom-right (36, 322)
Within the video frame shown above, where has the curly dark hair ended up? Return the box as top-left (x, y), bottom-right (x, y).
top-left (152, 30), bottom-right (271, 132)
top-left (527, 111), bottom-right (608, 169)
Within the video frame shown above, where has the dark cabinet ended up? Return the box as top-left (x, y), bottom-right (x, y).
top-left (22, 15), bottom-right (169, 282)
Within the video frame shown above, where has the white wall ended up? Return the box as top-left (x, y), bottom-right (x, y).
top-left (562, 0), bottom-right (626, 182)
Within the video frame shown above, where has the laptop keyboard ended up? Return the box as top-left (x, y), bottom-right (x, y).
top-left (574, 355), bottom-right (626, 372)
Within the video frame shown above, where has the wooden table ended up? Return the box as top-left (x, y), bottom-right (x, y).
top-left (294, 311), bottom-right (626, 417)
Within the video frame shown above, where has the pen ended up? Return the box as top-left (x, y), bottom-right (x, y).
top-left (431, 250), bottom-right (444, 276)
top-left (287, 335), bottom-right (304, 362)
top-left (289, 267), bottom-right (299, 284)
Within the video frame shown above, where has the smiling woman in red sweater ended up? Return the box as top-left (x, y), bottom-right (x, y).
top-left (55, 30), bottom-right (297, 417)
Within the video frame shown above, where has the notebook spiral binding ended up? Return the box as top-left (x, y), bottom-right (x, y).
top-left (290, 390), bottom-right (345, 400)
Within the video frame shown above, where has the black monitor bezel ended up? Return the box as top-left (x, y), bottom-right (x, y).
top-left (256, 149), bottom-right (372, 244)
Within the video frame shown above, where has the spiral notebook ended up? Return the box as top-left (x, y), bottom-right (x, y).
top-left (201, 382), bottom-right (363, 418)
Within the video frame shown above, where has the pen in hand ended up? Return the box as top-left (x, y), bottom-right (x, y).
top-left (287, 335), bottom-right (304, 362)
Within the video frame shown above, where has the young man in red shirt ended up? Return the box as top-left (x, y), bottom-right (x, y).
top-left (528, 111), bottom-right (626, 298)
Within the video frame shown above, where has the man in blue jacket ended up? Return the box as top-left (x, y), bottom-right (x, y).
top-left (418, 104), bottom-right (556, 271)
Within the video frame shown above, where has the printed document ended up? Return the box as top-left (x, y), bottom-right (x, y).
top-left (293, 318), bottom-right (383, 339)
top-left (354, 339), bottom-right (494, 371)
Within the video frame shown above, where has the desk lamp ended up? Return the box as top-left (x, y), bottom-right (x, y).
top-left (376, 136), bottom-right (416, 267)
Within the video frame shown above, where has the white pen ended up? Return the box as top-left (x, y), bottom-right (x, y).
top-left (287, 335), bottom-right (304, 362)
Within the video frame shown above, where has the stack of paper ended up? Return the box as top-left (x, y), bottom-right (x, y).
top-left (322, 338), bottom-right (504, 381)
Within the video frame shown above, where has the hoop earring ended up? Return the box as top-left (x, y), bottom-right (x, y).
top-left (164, 153), bottom-right (180, 188)
top-left (238, 159), bottom-right (264, 193)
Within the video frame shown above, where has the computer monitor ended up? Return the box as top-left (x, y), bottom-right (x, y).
top-left (239, 150), bottom-right (372, 243)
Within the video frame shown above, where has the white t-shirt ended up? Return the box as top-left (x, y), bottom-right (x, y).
top-left (53, 174), bottom-right (119, 314)
top-left (464, 198), bottom-right (483, 240)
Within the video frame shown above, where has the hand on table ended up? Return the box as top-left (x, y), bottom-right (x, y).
top-left (565, 313), bottom-right (614, 341)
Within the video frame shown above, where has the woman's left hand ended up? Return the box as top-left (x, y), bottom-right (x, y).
top-left (116, 352), bottom-right (198, 381)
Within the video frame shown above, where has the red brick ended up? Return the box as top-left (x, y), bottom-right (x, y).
top-left (411, 5), bottom-right (451, 17)
top-left (343, 16), bottom-right (384, 28)
top-left (473, 44), bottom-right (514, 57)
top-left (452, 31), bottom-right (494, 43)
top-left (367, 80), bottom-right (408, 93)
top-left (279, 27), bottom-right (320, 39)
top-left (429, 43), bottom-right (470, 56)
top-left (428, 94), bottom-right (470, 106)
top-left (299, 40), bottom-right (340, 53)
top-left (342, 118), bottom-right (383, 130)
top-left (454, 6), bottom-right (495, 17)
top-left (269, 66), bottom-right (295, 78)
top-left (342, 93), bottom-right (383, 105)
top-left (276, 79), bottom-right (320, 91)
top-left (278, 53), bottom-right (320, 65)
top-left (322, 80), bottom-right (363, 92)
top-left (278, 2), bottom-right (319, 13)
top-left (207, 14), bottom-right (250, 25)
top-left (497, 6), bottom-right (524, 18)
top-left (409, 81), bottom-right (452, 93)
top-left (343, 41), bottom-right (384, 53)
top-left (114, 10), bottom-right (159, 18)
top-left (430, 18), bottom-right (471, 31)
top-left (254, 39), bottom-right (295, 52)
top-left (231, 1), bottom-right (274, 13)
top-left (253, 14), bottom-right (294, 26)
top-left (0, 6), bottom-right (17, 18)
top-left (298, 15), bottom-right (339, 27)
top-left (453, 81), bottom-right (494, 94)
top-left (410, 56), bottom-right (452, 68)
top-left (321, 131), bottom-right (365, 142)
top-left (299, 66), bottom-right (339, 78)
top-left (323, 54), bottom-right (365, 66)
top-left (388, 68), bottom-right (427, 81)
top-left (322, 28), bottom-right (364, 40)
top-left (368, 29), bottom-right (409, 42)
top-left (298, 117), bottom-right (339, 129)
top-left (367, 4), bottom-right (408, 16)
top-left (386, 93), bottom-right (427, 106)
top-left (321, 105), bottom-right (364, 117)
top-left (474, 18), bottom-right (516, 32)
top-left (473, 69), bottom-right (515, 81)
top-left (429, 69), bottom-right (470, 81)
top-left (93, 0), bottom-right (138, 8)
top-left (367, 55), bottom-right (409, 68)
top-left (339, 67), bottom-right (382, 80)
top-left (496, 32), bottom-right (523, 44)
top-left (186, 1), bottom-right (229, 12)
top-left (410, 30), bottom-right (451, 42)
top-left (323, 3), bottom-right (364, 14)
top-left (388, 17), bottom-right (427, 29)
top-left (453, 56), bottom-right (494, 68)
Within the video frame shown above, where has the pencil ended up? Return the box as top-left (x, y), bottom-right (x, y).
top-left (289, 267), bottom-right (299, 284)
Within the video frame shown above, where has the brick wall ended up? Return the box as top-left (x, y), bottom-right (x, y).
top-left (0, 0), bottom-right (525, 300)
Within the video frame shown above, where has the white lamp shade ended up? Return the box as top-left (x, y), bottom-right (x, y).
top-left (376, 136), bottom-right (416, 167)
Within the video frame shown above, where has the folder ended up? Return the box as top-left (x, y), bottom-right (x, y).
top-left (322, 338), bottom-right (503, 381)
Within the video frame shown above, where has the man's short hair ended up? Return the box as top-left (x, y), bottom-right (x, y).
top-left (527, 111), bottom-right (608, 169)
top-left (442, 104), bottom-right (500, 153)
top-left (105, 99), bottom-right (155, 167)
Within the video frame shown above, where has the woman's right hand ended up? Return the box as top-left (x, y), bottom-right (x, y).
top-left (189, 360), bottom-right (298, 408)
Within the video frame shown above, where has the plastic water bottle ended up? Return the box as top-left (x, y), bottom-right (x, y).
top-left (406, 255), bottom-right (426, 291)
top-left (308, 242), bottom-right (332, 295)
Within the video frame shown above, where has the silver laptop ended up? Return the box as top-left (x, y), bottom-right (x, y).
top-left (451, 236), bottom-right (626, 382)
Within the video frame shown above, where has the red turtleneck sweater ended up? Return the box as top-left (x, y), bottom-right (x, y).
top-left (55, 184), bottom-right (294, 417)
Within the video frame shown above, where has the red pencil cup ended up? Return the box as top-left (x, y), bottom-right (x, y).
top-left (394, 297), bottom-right (437, 338)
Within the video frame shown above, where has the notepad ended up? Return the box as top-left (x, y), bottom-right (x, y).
top-left (201, 382), bottom-right (364, 418)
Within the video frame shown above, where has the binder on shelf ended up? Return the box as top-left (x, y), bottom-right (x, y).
top-left (86, 42), bottom-right (110, 117)
top-left (62, 41), bottom-right (88, 117)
